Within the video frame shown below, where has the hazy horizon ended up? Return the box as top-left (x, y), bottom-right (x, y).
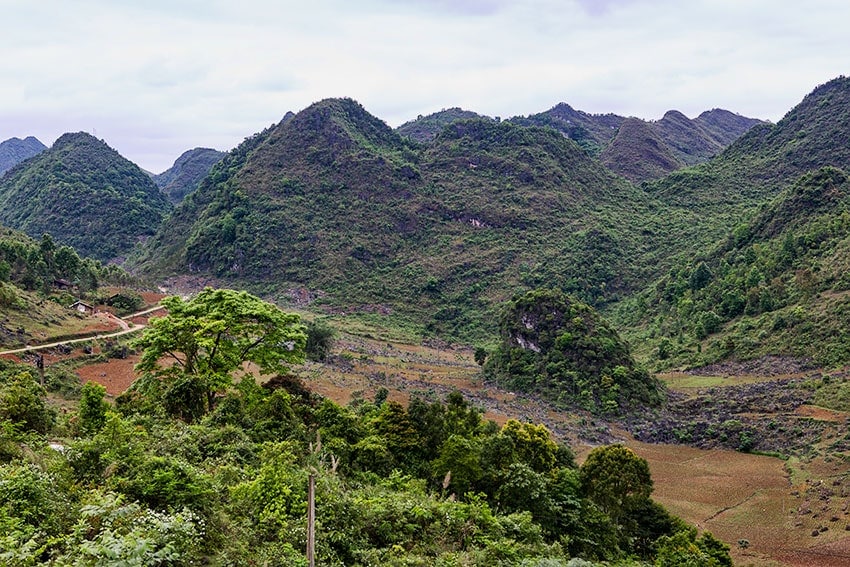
top-left (1, 0), bottom-right (847, 172)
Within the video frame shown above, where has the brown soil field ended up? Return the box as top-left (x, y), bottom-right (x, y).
top-left (69, 328), bottom-right (850, 566)
top-left (632, 442), bottom-right (793, 566)
top-left (77, 354), bottom-right (140, 396)
top-left (796, 404), bottom-right (847, 423)
top-left (139, 291), bottom-right (167, 304)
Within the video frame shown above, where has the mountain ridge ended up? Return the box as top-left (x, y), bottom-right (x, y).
top-left (153, 147), bottom-right (225, 204)
top-left (0, 136), bottom-right (47, 176)
top-left (508, 103), bottom-right (762, 181)
top-left (0, 132), bottom-right (172, 262)
top-left (131, 98), bottom-right (671, 339)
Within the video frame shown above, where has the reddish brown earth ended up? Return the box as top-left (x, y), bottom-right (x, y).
top-left (77, 355), bottom-right (140, 396)
top-left (139, 291), bottom-right (167, 304)
top-left (796, 404), bottom-right (846, 422)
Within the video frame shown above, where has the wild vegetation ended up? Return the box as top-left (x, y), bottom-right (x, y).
top-left (509, 103), bottom-right (761, 181)
top-left (485, 289), bottom-right (662, 414)
top-left (0, 136), bottom-right (45, 176)
top-left (0, 291), bottom-right (732, 566)
top-left (130, 98), bottom-right (676, 342)
top-left (152, 147), bottom-right (225, 204)
top-left (5, 75), bottom-right (850, 565)
top-left (397, 107), bottom-right (490, 143)
top-left (0, 132), bottom-right (172, 262)
top-left (0, 227), bottom-right (139, 348)
top-left (620, 164), bottom-right (850, 371)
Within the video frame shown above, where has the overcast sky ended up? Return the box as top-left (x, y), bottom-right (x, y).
top-left (1, 0), bottom-right (847, 173)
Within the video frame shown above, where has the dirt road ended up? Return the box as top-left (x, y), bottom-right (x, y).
top-left (0, 304), bottom-right (164, 356)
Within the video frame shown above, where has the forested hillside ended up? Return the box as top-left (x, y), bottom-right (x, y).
top-left (7, 74), bottom-right (850, 566)
top-left (647, 76), bottom-right (850, 221)
top-left (621, 165), bottom-right (850, 369)
top-left (485, 289), bottom-right (663, 414)
top-left (0, 136), bottom-right (45, 176)
top-left (131, 98), bottom-right (674, 340)
top-left (0, 132), bottom-right (172, 262)
top-left (396, 107), bottom-right (490, 142)
top-left (600, 118), bottom-right (682, 182)
top-left (153, 147), bottom-right (225, 204)
top-left (609, 77), bottom-right (850, 370)
top-left (3, 77), bottom-right (846, 375)
top-left (0, 226), bottom-right (137, 348)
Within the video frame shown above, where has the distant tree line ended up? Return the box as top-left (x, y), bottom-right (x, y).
top-left (0, 231), bottom-right (133, 303)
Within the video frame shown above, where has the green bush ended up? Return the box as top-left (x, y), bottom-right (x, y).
top-left (0, 373), bottom-right (54, 434)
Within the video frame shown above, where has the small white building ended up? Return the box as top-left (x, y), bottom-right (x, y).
top-left (69, 300), bottom-right (95, 315)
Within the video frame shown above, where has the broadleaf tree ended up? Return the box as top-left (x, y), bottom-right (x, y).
top-left (580, 443), bottom-right (652, 526)
top-left (133, 288), bottom-right (306, 418)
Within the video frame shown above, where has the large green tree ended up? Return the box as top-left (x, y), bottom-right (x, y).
top-left (580, 444), bottom-right (652, 526)
top-left (132, 288), bottom-right (306, 419)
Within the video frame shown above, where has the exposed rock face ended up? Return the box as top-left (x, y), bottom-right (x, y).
top-left (486, 288), bottom-right (663, 414)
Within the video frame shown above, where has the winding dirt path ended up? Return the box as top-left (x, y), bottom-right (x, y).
top-left (0, 305), bottom-right (164, 356)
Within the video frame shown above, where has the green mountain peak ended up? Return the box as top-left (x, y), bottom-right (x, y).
top-left (0, 132), bottom-right (172, 261)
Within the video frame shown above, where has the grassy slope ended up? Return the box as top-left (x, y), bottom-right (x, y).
top-left (645, 77), bottom-right (850, 241)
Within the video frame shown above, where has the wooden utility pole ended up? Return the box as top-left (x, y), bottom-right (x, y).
top-left (307, 471), bottom-right (316, 567)
top-left (306, 432), bottom-right (321, 566)
top-left (36, 354), bottom-right (44, 387)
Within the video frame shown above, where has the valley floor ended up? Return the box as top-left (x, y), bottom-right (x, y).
top-left (13, 318), bottom-right (850, 566)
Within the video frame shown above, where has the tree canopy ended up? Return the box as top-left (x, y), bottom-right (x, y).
top-left (132, 288), bottom-right (306, 418)
top-left (580, 444), bottom-right (653, 524)
top-left (485, 289), bottom-right (663, 414)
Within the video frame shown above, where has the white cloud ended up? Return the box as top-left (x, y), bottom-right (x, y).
top-left (0, 0), bottom-right (848, 171)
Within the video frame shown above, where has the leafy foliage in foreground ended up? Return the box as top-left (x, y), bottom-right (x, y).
top-left (0, 303), bottom-right (729, 565)
top-left (485, 289), bottom-right (663, 414)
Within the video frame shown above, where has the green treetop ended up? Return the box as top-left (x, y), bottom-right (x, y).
top-left (132, 288), bottom-right (306, 419)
